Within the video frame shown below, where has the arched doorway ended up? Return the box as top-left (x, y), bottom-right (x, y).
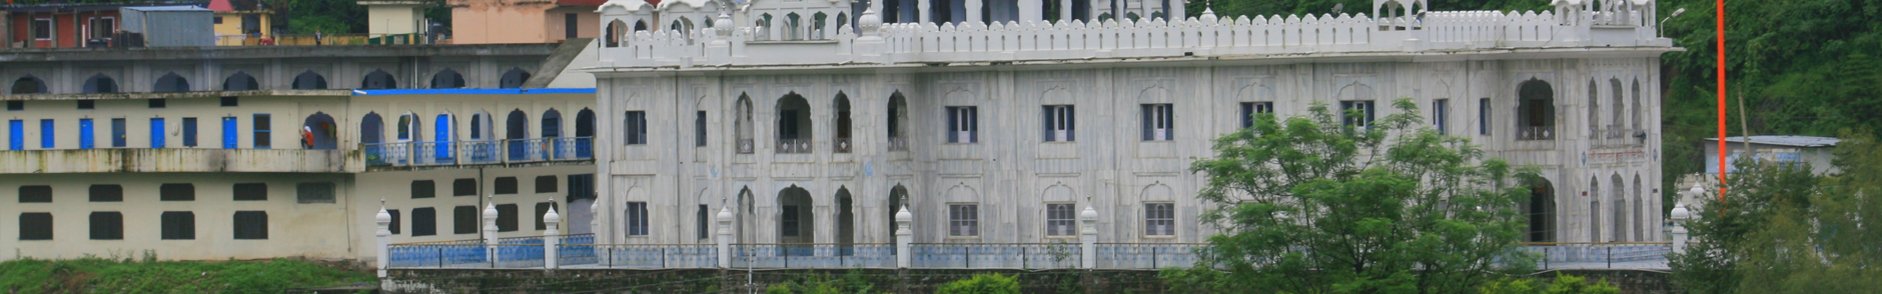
top-left (1516, 79), bottom-right (1555, 140)
top-left (153, 72), bottom-right (189, 92)
top-left (223, 72), bottom-right (259, 91)
top-left (542, 109), bottom-right (562, 158)
top-left (11, 76), bottom-right (46, 94)
top-left (1589, 176), bottom-right (1601, 243)
top-left (778, 186), bottom-right (815, 256)
top-left (833, 93), bottom-right (852, 153)
top-left (887, 185), bottom-right (908, 244)
top-left (1611, 173), bottom-right (1626, 242)
top-left (835, 187), bottom-right (855, 256)
top-left (506, 110), bottom-right (528, 160)
top-left (737, 188), bottom-right (755, 244)
top-left (775, 93), bottom-right (812, 153)
top-left (430, 69), bottom-right (465, 89)
top-left (82, 74), bottom-right (118, 93)
top-left (293, 71), bottom-right (327, 90)
top-left (361, 70), bottom-right (397, 90)
top-left (1633, 174), bottom-right (1644, 241)
top-left (1526, 177), bottom-right (1556, 242)
top-left (605, 20), bottom-right (626, 47)
top-left (360, 113), bottom-right (384, 163)
top-left (434, 113), bottom-right (455, 161)
top-left (735, 94), bottom-right (754, 153)
top-left (575, 109), bottom-right (595, 158)
top-left (499, 68), bottom-right (531, 89)
top-left (301, 112), bottom-right (337, 149)
top-left (887, 92), bottom-right (908, 151)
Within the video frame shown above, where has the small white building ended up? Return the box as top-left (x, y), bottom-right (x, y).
top-left (1701, 135), bottom-right (1841, 176)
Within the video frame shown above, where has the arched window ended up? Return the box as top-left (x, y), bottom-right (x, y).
top-left (11, 76), bottom-right (47, 94)
top-left (469, 112), bottom-right (491, 140)
top-left (1589, 176), bottom-right (1602, 242)
top-left (153, 72), bottom-right (190, 93)
top-left (605, 20), bottom-right (627, 47)
top-left (83, 74), bottom-right (118, 94)
top-left (575, 108), bottom-right (595, 158)
top-left (634, 20), bottom-right (648, 32)
top-left (887, 92), bottom-right (908, 151)
top-left (1608, 78), bottom-right (1623, 138)
top-left (361, 70), bottom-right (398, 90)
top-left (1586, 80), bottom-right (1598, 138)
top-left (302, 112), bottom-right (337, 149)
top-left (735, 94), bottom-right (754, 154)
top-left (506, 110), bottom-right (529, 160)
top-left (812, 12), bottom-right (828, 39)
top-left (1515, 79), bottom-right (1555, 141)
top-left (833, 92), bottom-right (852, 153)
top-left (776, 93), bottom-right (812, 153)
top-left (434, 113), bottom-right (454, 161)
top-left (293, 71), bottom-right (328, 90)
top-left (499, 68), bottom-right (531, 89)
top-left (1610, 173), bottom-right (1626, 242)
top-left (223, 72), bottom-right (259, 91)
top-left (430, 69), bottom-right (465, 89)
top-left (1526, 177), bottom-right (1556, 242)
top-left (785, 13), bottom-right (803, 40)
top-left (1630, 79), bottom-right (1642, 133)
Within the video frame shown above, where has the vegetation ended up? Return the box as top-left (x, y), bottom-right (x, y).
top-left (0, 257), bottom-right (373, 293)
top-left (1170, 99), bottom-right (1534, 293)
top-left (762, 269), bottom-right (878, 294)
top-left (1479, 274), bottom-right (1621, 294)
top-left (936, 273), bottom-right (1020, 294)
top-left (1670, 131), bottom-right (1882, 294)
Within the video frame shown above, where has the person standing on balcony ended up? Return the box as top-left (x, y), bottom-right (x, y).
top-left (302, 126), bottom-right (316, 149)
top-left (315, 30), bottom-right (324, 46)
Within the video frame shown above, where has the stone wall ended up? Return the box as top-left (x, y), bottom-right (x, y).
top-left (386, 268), bottom-right (1675, 293)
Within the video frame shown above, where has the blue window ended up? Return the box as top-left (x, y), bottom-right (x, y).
top-left (79, 119), bottom-right (94, 149)
top-left (222, 116), bottom-right (237, 149)
top-left (39, 119), bottom-right (54, 148)
top-left (181, 118), bottom-right (197, 147)
top-left (111, 118), bottom-right (126, 147)
top-left (150, 118), bottom-right (166, 148)
top-left (8, 119), bottom-right (23, 150)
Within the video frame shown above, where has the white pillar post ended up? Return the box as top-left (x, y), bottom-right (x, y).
top-left (1171, 0), bottom-right (1184, 21)
top-left (919, 0), bottom-right (932, 23)
top-left (1019, 0), bottom-right (1042, 22)
top-left (717, 206), bottom-right (735, 268)
top-left (544, 205), bottom-right (562, 269)
top-left (966, 0), bottom-right (984, 24)
top-left (1078, 205), bottom-right (1097, 269)
top-left (483, 199), bottom-right (500, 266)
top-left (374, 203), bottom-right (392, 288)
top-left (1059, 0), bottom-right (1072, 23)
top-left (1669, 205), bottom-right (1690, 253)
top-left (894, 205), bottom-right (913, 269)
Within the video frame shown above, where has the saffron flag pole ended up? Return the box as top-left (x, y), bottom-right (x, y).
top-left (1714, 0), bottom-right (1728, 213)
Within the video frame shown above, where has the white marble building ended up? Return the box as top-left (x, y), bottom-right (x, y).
top-left (585, 0), bottom-right (1675, 246)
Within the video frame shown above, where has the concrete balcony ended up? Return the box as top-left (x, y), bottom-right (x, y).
top-left (363, 137), bottom-right (592, 170)
top-left (0, 148), bottom-right (351, 174)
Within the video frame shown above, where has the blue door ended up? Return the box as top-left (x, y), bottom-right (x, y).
top-left (79, 119), bottom-right (94, 149)
top-left (7, 120), bottom-right (21, 150)
top-left (181, 118), bottom-right (197, 147)
top-left (222, 117), bottom-right (238, 149)
top-left (434, 114), bottom-right (453, 161)
top-left (39, 119), bottom-right (54, 148)
top-left (150, 118), bottom-right (166, 148)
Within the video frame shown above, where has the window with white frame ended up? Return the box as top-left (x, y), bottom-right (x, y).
top-left (946, 106), bottom-right (978, 143)
top-left (1141, 104), bottom-right (1173, 141)
top-left (1239, 102), bottom-right (1274, 129)
top-left (1340, 100), bottom-right (1375, 128)
top-left (1046, 203), bottom-right (1076, 236)
top-left (1144, 203), bottom-right (1175, 236)
top-left (626, 202), bottom-right (649, 236)
top-left (1041, 105), bottom-right (1074, 142)
top-left (32, 18), bottom-right (52, 40)
top-left (948, 204), bottom-right (978, 236)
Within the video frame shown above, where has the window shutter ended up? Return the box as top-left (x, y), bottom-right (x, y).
top-left (1065, 107), bottom-right (1075, 141)
top-left (1162, 106), bottom-right (1174, 140)
top-left (967, 108), bottom-right (978, 143)
top-left (1141, 105), bottom-right (1153, 140)
top-left (946, 108), bottom-right (958, 143)
top-left (1041, 107), bottom-right (1053, 141)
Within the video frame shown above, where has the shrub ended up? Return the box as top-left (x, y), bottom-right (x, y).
top-left (937, 273), bottom-right (1019, 294)
top-left (1478, 274), bottom-right (1620, 294)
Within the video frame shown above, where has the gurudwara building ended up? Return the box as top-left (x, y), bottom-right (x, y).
top-left (585, 0), bottom-right (1673, 249)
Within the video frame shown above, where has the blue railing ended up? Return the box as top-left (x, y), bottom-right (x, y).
top-left (730, 244), bottom-right (895, 269)
top-left (1092, 243), bottom-right (1204, 269)
top-left (912, 243), bottom-right (1084, 269)
top-left (387, 238), bottom-right (489, 268)
top-left (363, 137), bottom-right (591, 167)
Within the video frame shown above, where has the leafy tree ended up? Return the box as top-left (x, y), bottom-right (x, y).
top-left (936, 273), bottom-right (1019, 294)
top-left (1479, 274), bottom-right (1621, 294)
top-left (1670, 130), bottom-right (1882, 294)
top-left (1171, 99), bottom-right (1533, 294)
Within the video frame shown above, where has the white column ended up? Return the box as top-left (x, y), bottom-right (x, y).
top-left (544, 205), bottom-right (561, 269)
top-left (1078, 205), bottom-right (1097, 269)
top-left (716, 207), bottom-right (734, 268)
top-left (374, 204), bottom-right (391, 288)
top-left (894, 205), bottom-right (913, 269)
top-left (967, 0), bottom-right (984, 24)
top-left (483, 200), bottom-right (500, 266)
top-left (1060, 0), bottom-right (1073, 23)
top-left (1019, 0), bottom-right (1042, 22)
top-left (919, 0), bottom-right (933, 23)
top-left (1669, 205), bottom-right (1690, 253)
top-left (1170, 0), bottom-right (1184, 20)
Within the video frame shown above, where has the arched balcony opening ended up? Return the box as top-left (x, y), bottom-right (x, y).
top-left (153, 72), bottom-right (189, 93)
top-left (293, 71), bottom-right (328, 90)
top-left (735, 94), bottom-right (755, 154)
top-left (605, 20), bottom-right (627, 47)
top-left (301, 112), bottom-right (338, 150)
top-left (775, 93), bottom-right (813, 153)
top-left (886, 185), bottom-right (909, 244)
top-left (1516, 79), bottom-right (1555, 141)
top-left (1525, 177), bottom-right (1556, 242)
top-left (82, 74), bottom-right (118, 94)
top-left (1586, 80), bottom-right (1599, 139)
top-left (1610, 173), bottom-right (1627, 242)
top-left (835, 187), bottom-right (855, 256)
top-left (223, 72), bottom-right (259, 91)
top-left (833, 93), bottom-right (853, 153)
top-left (886, 92), bottom-right (909, 151)
top-left (432, 113), bottom-right (455, 162)
top-left (361, 113), bottom-right (386, 164)
top-left (506, 110), bottom-right (529, 160)
top-left (430, 69), bottom-right (465, 89)
top-left (499, 68), bottom-right (531, 89)
top-left (542, 109), bottom-right (564, 159)
top-left (778, 186), bottom-right (815, 256)
top-left (1608, 78), bottom-right (1624, 139)
top-left (11, 76), bottom-right (47, 94)
top-left (575, 109), bottom-right (595, 158)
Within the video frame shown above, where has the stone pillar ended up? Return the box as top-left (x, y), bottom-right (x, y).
top-left (484, 200), bottom-right (500, 266)
top-left (1078, 205), bottom-right (1097, 269)
top-left (717, 207), bottom-right (734, 268)
top-left (919, 0), bottom-right (932, 24)
top-left (1668, 204), bottom-right (1691, 253)
top-left (374, 204), bottom-right (391, 288)
top-left (544, 205), bottom-right (561, 270)
top-left (894, 205), bottom-right (913, 269)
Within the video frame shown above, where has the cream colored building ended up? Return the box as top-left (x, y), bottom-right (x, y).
top-left (588, 0), bottom-right (1675, 247)
top-left (0, 43), bottom-right (601, 262)
top-left (449, 0), bottom-right (605, 44)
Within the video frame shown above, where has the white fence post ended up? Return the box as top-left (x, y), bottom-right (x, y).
top-left (544, 205), bottom-right (561, 269)
top-left (895, 205), bottom-right (913, 269)
top-left (1079, 205), bottom-right (1097, 269)
top-left (717, 207), bottom-right (734, 268)
top-left (484, 199), bottom-right (500, 267)
top-left (374, 203), bottom-right (391, 288)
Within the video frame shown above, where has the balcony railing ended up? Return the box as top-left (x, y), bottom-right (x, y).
top-left (364, 137), bottom-right (592, 168)
top-left (737, 138), bottom-right (755, 154)
top-left (1518, 126), bottom-right (1555, 141)
top-left (215, 33), bottom-right (448, 47)
top-left (833, 137), bottom-right (852, 153)
top-left (887, 137), bottom-right (909, 152)
top-left (776, 138), bottom-right (812, 154)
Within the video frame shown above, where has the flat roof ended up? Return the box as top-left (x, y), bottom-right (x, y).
top-left (351, 88), bottom-right (595, 96)
top-left (1704, 135), bottom-right (1841, 148)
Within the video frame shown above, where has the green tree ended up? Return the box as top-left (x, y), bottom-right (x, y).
top-left (1170, 99), bottom-right (1533, 294)
top-left (1670, 130), bottom-right (1882, 294)
top-left (936, 273), bottom-right (1019, 294)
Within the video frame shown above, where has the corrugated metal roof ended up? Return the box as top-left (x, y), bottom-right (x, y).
top-left (1704, 135), bottom-right (1841, 148)
top-left (351, 88), bottom-right (596, 96)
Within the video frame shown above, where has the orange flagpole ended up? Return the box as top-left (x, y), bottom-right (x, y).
top-left (1715, 0), bottom-right (1729, 212)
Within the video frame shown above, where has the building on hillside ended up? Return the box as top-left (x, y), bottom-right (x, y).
top-left (358, 0), bottom-right (438, 44)
top-left (1701, 135), bottom-right (1841, 175)
top-left (449, 0), bottom-right (606, 45)
top-left (3, 2), bottom-right (136, 49)
top-left (119, 5), bottom-right (215, 47)
top-left (208, 0), bottom-right (273, 46)
top-left (0, 39), bottom-right (605, 261)
top-left (586, 0), bottom-right (1676, 249)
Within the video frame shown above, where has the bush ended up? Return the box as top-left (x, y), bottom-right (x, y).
top-left (1479, 274), bottom-right (1620, 294)
top-left (764, 270), bottom-right (875, 294)
top-left (937, 273), bottom-right (1019, 294)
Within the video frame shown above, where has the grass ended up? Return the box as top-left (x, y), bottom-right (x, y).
top-left (0, 256), bottom-right (375, 293)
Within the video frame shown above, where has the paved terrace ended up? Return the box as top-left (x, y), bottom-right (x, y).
top-left (593, 7), bottom-right (1673, 69)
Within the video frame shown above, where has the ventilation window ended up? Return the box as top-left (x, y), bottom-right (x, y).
top-left (411, 180), bottom-right (436, 199)
top-left (18, 186), bottom-right (51, 203)
top-left (233, 183), bottom-right (267, 201)
top-left (160, 183), bottom-right (195, 201)
top-left (233, 211), bottom-right (268, 239)
top-left (161, 211), bottom-right (195, 240)
top-left (296, 182), bottom-right (335, 204)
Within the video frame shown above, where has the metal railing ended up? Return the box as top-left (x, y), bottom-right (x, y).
top-left (732, 243), bottom-right (895, 269)
top-left (214, 33), bottom-right (447, 47)
top-left (561, 243), bottom-right (719, 269)
top-left (1518, 126), bottom-right (1555, 141)
top-left (776, 138), bottom-right (813, 154)
top-left (1092, 243), bottom-right (1206, 269)
top-left (911, 243), bottom-right (1082, 269)
top-left (1519, 242), bottom-right (1670, 270)
top-left (364, 137), bottom-right (592, 167)
top-left (387, 238), bottom-right (493, 268)
top-left (737, 138), bottom-right (755, 154)
top-left (887, 137), bottom-right (909, 151)
top-left (833, 137), bottom-right (852, 153)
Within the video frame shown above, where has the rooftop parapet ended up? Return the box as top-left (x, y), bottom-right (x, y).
top-left (592, 9), bottom-right (1672, 70)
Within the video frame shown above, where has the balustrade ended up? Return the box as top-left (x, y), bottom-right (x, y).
top-left (776, 138), bottom-right (813, 154)
top-left (362, 137), bottom-right (593, 167)
top-left (887, 137), bottom-right (909, 152)
top-left (1518, 126), bottom-right (1555, 141)
top-left (737, 138), bottom-right (756, 154)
